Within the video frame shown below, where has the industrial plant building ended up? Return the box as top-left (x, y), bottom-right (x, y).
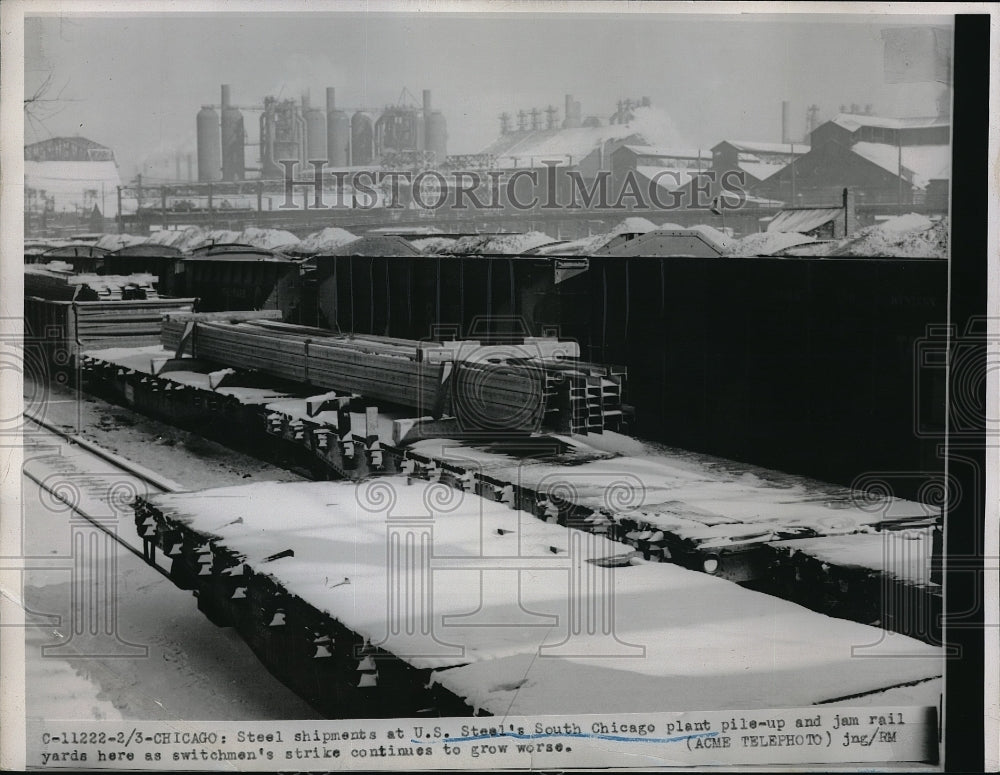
top-left (196, 84), bottom-right (448, 182)
top-left (24, 136), bottom-right (125, 216)
top-left (750, 113), bottom-right (951, 207)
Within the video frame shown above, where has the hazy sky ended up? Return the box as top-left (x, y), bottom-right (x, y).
top-left (24, 10), bottom-right (951, 180)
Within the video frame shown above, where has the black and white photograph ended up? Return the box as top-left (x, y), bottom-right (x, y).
top-left (1, 1), bottom-right (995, 771)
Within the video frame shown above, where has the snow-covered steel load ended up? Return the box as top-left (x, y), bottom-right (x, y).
top-left (168, 319), bottom-right (617, 435)
top-left (134, 477), bottom-right (942, 717)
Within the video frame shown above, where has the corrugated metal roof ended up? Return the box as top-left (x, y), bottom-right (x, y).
top-left (766, 208), bottom-right (842, 234)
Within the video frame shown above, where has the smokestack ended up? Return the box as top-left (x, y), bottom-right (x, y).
top-left (326, 87), bottom-right (336, 113)
top-left (781, 100), bottom-right (790, 144)
top-left (423, 89), bottom-right (432, 152)
top-left (221, 84), bottom-right (231, 108)
top-left (302, 93), bottom-right (310, 111)
top-left (563, 94), bottom-right (582, 129)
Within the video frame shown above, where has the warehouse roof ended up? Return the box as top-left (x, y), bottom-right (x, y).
top-left (635, 165), bottom-right (702, 192)
top-left (721, 140), bottom-right (811, 155)
top-left (619, 145), bottom-right (711, 160)
top-left (851, 141), bottom-right (951, 188)
top-left (831, 113), bottom-right (949, 132)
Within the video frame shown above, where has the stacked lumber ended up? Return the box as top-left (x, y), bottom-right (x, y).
top-left (161, 320), bottom-right (626, 435)
top-left (25, 264), bottom-right (159, 301)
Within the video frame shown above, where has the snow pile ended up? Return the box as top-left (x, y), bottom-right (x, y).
top-left (236, 227), bottom-right (301, 250)
top-left (410, 236), bottom-right (458, 254)
top-left (186, 229), bottom-right (242, 250)
top-left (437, 231), bottom-right (556, 255)
top-left (834, 214), bottom-right (948, 258)
top-left (294, 227), bottom-right (359, 254)
top-left (147, 226), bottom-right (206, 252)
top-left (553, 217), bottom-right (660, 255)
top-left (94, 233), bottom-right (149, 251)
top-left (659, 221), bottom-right (685, 230)
top-left (878, 213), bottom-right (934, 233)
top-left (725, 231), bottom-right (816, 257)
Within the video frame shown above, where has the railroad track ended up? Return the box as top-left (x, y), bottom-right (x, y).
top-left (21, 411), bottom-right (180, 578)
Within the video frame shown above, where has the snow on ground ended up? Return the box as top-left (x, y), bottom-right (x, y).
top-left (833, 215), bottom-right (948, 258)
top-left (20, 473), bottom-right (317, 720)
top-left (725, 231), bottom-right (816, 257)
top-left (294, 226), bottom-right (359, 254)
top-left (147, 478), bottom-right (941, 714)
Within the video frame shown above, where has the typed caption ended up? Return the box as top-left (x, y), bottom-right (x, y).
top-left (30, 706), bottom-right (937, 770)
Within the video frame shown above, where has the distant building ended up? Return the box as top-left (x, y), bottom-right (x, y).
top-left (668, 140), bottom-right (806, 209)
top-left (24, 136), bottom-right (125, 216)
top-left (610, 145), bottom-right (713, 197)
top-left (480, 123), bottom-right (645, 177)
top-left (750, 114), bottom-right (951, 208)
top-left (711, 141), bottom-right (810, 192)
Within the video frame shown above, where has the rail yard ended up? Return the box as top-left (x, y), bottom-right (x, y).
top-left (14, 12), bottom-right (983, 770)
top-left (19, 220), bottom-right (945, 722)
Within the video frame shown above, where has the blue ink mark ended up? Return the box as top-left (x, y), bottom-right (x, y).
top-left (413, 731), bottom-right (719, 745)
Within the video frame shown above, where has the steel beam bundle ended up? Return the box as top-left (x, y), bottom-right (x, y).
top-left (160, 319), bottom-right (626, 435)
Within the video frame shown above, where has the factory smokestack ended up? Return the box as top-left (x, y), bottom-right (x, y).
top-left (781, 100), bottom-right (791, 144)
top-left (423, 89), bottom-right (432, 153)
top-left (563, 94), bottom-right (581, 129)
top-left (326, 86), bottom-right (349, 166)
top-left (221, 84), bottom-right (231, 109)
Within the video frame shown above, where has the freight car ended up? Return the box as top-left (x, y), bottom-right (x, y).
top-left (23, 295), bottom-right (196, 382)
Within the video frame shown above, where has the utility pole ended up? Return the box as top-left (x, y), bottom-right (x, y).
top-left (897, 131), bottom-right (903, 214)
top-left (790, 143), bottom-right (796, 204)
